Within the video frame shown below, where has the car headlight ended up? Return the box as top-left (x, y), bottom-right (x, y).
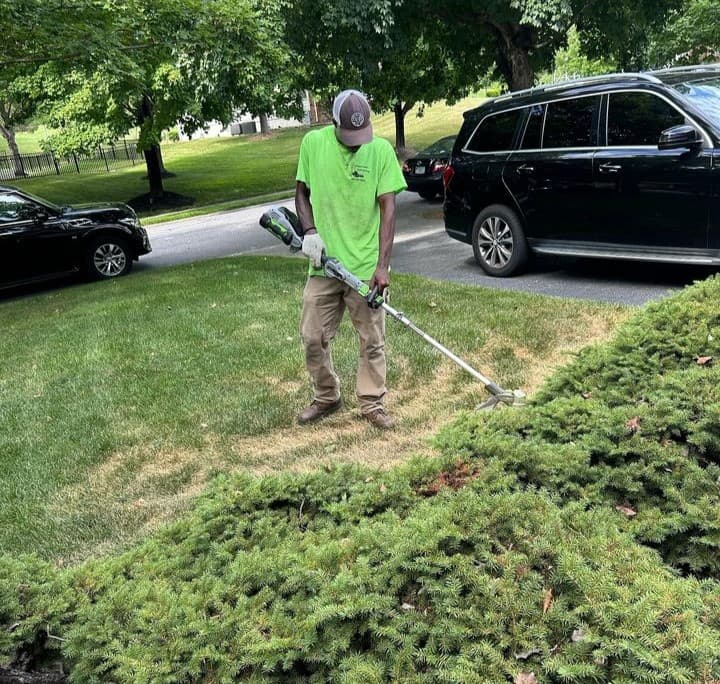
top-left (118, 216), bottom-right (140, 229)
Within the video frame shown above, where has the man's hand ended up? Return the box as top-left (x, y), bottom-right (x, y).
top-left (369, 266), bottom-right (390, 294)
top-left (301, 232), bottom-right (326, 268)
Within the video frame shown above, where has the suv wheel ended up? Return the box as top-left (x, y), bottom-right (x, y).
top-left (472, 205), bottom-right (528, 277)
top-left (86, 236), bottom-right (132, 279)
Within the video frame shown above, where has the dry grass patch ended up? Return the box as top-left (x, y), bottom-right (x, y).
top-left (51, 305), bottom-right (629, 563)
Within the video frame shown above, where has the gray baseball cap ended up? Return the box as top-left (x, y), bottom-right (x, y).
top-left (332, 89), bottom-right (373, 146)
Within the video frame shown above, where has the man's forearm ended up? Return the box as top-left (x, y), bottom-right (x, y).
top-left (377, 193), bottom-right (396, 270)
top-left (295, 181), bottom-right (317, 234)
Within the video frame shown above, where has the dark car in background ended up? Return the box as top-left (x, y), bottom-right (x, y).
top-left (0, 186), bottom-right (151, 289)
top-left (402, 135), bottom-right (456, 200)
top-left (443, 65), bottom-right (720, 276)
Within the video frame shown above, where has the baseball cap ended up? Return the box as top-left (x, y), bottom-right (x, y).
top-left (332, 89), bottom-right (373, 146)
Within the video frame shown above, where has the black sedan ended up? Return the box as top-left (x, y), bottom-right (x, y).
top-left (0, 186), bottom-right (151, 290)
top-left (402, 135), bottom-right (456, 200)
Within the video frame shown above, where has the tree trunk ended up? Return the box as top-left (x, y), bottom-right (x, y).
top-left (394, 102), bottom-right (406, 151)
top-left (393, 100), bottom-right (415, 153)
top-left (259, 113), bottom-right (270, 135)
top-left (0, 123), bottom-right (26, 178)
top-left (143, 143), bottom-right (164, 200)
top-left (139, 93), bottom-right (164, 198)
top-left (155, 144), bottom-right (175, 178)
top-left (490, 22), bottom-right (536, 91)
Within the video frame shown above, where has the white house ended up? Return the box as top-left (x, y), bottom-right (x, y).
top-left (179, 92), bottom-right (317, 141)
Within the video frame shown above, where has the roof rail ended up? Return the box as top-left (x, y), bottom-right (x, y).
top-left (493, 72), bottom-right (662, 102)
top-left (650, 63), bottom-right (720, 75)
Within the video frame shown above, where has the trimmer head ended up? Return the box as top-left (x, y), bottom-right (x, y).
top-left (476, 389), bottom-right (526, 410)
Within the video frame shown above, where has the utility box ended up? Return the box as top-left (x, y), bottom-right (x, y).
top-left (230, 123), bottom-right (242, 136)
top-left (240, 121), bottom-right (257, 135)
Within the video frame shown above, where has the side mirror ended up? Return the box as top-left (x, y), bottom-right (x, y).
top-left (658, 124), bottom-right (702, 151)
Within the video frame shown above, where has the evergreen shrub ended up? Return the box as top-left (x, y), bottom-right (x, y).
top-left (436, 275), bottom-right (720, 576)
top-left (2, 467), bottom-right (720, 682)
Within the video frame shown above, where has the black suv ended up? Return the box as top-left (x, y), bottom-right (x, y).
top-left (0, 186), bottom-right (151, 289)
top-left (444, 65), bottom-right (720, 276)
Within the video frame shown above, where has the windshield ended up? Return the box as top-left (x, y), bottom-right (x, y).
top-left (17, 189), bottom-right (63, 213)
top-left (673, 77), bottom-right (720, 128)
top-left (421, 136), bottom-right (456, 156)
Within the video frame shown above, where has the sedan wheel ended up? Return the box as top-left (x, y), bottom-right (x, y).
top-left (86, 237), bottom-right (132, 279)
top-left (472, 205), bottom-right (528, 277)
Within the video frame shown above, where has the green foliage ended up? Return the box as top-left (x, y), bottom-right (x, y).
top-left (573, 0), bottom-right (683, 70)
top-left (0, 0), bottom-right (118, 159)
top-left (2, 464), bottom-right (720, 681)
top-left (285, 0), bottom-right (479, 149)
top-left (41, 0), bottom-right (293, 152)
top-left (21, 0), bottom-right (303, 197)
top-left (164, 127), bottom-right (180, 143)
top-left (437, 276), bottom-right (720, 576)
top-left (548, 26), bottom-right (615, 81)
top-left (648, 0), bottom-right (720, 67)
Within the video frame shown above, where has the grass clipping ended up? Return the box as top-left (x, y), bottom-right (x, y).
top-left (2, 276), bottom-right (720, 682)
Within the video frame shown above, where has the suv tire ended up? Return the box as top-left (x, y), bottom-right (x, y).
top-left (472, 204), bottom-right (528, 277)
top-left (85, 235), bottom-right (133, 280)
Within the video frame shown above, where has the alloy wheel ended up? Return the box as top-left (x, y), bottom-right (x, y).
top-left (477, 216), bottom-right (514, 269)
top-left (93, 243), bottom-right (127, 277)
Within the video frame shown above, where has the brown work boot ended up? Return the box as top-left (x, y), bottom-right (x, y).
top-left (297, 398), bottom-right (343, 425)
top-left (363, 408), bottom-right (396, 430)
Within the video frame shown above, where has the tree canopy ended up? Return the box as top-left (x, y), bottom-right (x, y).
top-left (284, 0), bottom-right (684, 153)
top-left (23, 0), bottom-right (303, 202)
top-left (0, 0), bottom-right (115, 176)
top-left (285, 0), bottom-right (486, 149)
top-left (647, 0), bottom-right (720, 67)
top-left (3, 0), bottom-right (706, 182)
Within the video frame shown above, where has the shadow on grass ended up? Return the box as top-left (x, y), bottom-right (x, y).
top-left (127, 190), bottom-right (195, 213)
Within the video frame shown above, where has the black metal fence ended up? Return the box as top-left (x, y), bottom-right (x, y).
top-left (0, 140), bottom-right (141, 182)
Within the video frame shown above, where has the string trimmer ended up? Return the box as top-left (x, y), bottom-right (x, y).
top-left (259, 206), bottom-right (525, 409)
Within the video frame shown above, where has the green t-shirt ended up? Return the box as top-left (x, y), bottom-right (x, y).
top-left (296, 125), bottom-right (407, 280)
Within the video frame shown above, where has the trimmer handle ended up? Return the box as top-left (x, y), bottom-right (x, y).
top-left (323, 257), bottom-right (385, 309)
top-left (367, 285), bottom-right (384, 309)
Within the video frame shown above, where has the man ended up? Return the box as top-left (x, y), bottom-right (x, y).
top-left (294, 89), bottom-right (407, 429)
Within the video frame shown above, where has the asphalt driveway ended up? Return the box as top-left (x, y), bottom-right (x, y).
top-left (141, 192), bottom-right (715, 305)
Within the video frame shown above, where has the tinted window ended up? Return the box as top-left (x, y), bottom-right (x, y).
top-left (543, 96), bottom-right (600, 148)
top-left (0, 193), bottom-right (34, 223)
top-left (466, 110), bottom-right (522, 152)
top-left (608, 92), bottom-right (686, 146)
top-left (520, 104), bottom-right (545, 150)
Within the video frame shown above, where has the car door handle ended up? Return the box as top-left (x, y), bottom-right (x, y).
top-left (598, 162), bottom-right (622, 174)
top-left (516, 164), bottom-right (535, 175)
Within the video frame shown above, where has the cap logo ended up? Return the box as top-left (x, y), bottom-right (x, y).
top-left (350, 112), bottom-right (365, 128)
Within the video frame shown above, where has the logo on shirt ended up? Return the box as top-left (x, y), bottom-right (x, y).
top-left (350, 164), bottom-right (370, 181)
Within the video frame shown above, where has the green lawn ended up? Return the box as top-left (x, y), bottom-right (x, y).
top-left (7, 95), bottom-right (486, 222)
top-left (0, 257), bottom-right (627, 562)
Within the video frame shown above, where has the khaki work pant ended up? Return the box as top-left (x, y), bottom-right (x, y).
top-left (300, 276), bottom-right (386, 414)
